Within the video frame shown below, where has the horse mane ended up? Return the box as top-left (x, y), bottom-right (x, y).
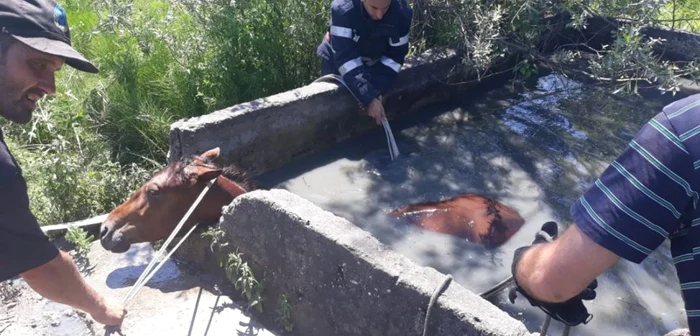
top-left (480, 196), bottom-right (509, 247)
top-left (178, 155), bottom-right (263, 192)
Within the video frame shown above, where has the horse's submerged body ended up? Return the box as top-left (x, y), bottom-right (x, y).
top-left (389, 193), bottom-right (525, 247)
top-left (100, 147), bottom-right (527, 253)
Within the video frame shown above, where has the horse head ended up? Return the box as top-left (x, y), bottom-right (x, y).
top-left (99, 147), bottom-right (257, 253)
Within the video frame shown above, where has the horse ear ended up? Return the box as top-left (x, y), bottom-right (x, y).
top-left (200, 147), bottom-right (220, 161)
top-left (185, 165), bottom-right (222, 185)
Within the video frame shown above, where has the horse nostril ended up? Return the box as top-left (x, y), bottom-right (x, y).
top-left (100, 225), bottom-right (110, 240)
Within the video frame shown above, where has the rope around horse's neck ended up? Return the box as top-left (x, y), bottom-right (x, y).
top-left (105, 178), bottom-right (218, 336)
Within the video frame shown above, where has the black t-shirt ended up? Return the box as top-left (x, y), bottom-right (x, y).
top-left (0, 129), bottom-right (58, 281)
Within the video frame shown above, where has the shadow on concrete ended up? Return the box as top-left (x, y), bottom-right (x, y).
top-left (105, 262), bottom-right (196, 293)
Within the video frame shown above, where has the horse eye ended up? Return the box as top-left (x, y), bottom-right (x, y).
top-left (147, 187), bottom-right (160, 198)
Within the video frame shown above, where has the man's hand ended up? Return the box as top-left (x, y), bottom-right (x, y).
top-left (90, 296), bottom-right (127, 327)
top-left (366, 97), bottom-right (386, 125)
top-left (21, 251), bottom-right (127, 328)
top-left (509, 221), bottom-right (598, 326)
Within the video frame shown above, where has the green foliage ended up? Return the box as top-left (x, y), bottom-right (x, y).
top-left (4, 135), bottom-right (152, 226)
top-left (203, 226), bottom-right (265, 315)
top-left (201, 225), bottom-right (229, 252)
top-left (224, 250), bottom-right (265, 313)
top-left (415, 0), bottom-right (699, 92)
top-left (275, 293), bottom-right (294, 333)
top-left (660, 0), bottom-right (700, 32)
top-left (515, 58), bottom-right (539, 79)
top-left (65, 225), bottom-right (93, 254)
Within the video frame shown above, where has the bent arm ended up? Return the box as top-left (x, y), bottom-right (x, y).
top-left (21, 250), bottom-right (107, 314)
top-left (514, 223), bottom-right (619, 302)
top-left (516, 109), bottom-right (694, 303)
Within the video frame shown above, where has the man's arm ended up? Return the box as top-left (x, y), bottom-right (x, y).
top-left (0, 171), bottom-right (126, 327)
top-left (514, 223), bottom-right (619, 303)
top-left (20, 250), bottom-right (126, 326)
top-left (514, 109), bottom-right (694, 304)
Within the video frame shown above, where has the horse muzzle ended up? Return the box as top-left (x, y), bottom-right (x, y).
top-left (99, 222), bottom-right (131, 253)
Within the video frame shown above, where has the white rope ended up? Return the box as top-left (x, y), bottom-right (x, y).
top-left (122, 177), bottom-right (218, 305)
top-left (122, 223), bottom-right (200, 304)
top-left (381, 117), bottom-right (400, 160)
top-left (313, 74), bottom-right (400, 160)
top-left (105, 178), bottom-right (218, 336)
top-left (422, 274), bottom-right (453, 336)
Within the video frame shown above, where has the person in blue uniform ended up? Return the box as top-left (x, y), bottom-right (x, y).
top-left (316, 0), bottom-right (413, 124)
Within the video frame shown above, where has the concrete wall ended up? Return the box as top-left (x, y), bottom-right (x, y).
top-left (174, 189), bottom-right (536, 336)
top-left (166, 48), bottom-right (493, 175)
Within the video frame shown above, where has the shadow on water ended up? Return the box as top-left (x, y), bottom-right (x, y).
top-left (256, 67), bottom-right (690, 335)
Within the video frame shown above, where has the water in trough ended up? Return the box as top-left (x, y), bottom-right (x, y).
top-left (257, 71), bottom-right (689, 336)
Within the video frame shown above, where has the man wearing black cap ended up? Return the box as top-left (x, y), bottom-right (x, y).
top-left (0, 0), bottom-right (125, 327)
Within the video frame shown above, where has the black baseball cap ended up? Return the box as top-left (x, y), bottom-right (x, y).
top-left (0, 0), bottom-right (98, 73)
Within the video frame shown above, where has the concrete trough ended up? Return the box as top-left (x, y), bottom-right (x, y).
top-left (166, 23), bottom-right (698, 336)
top-left (167, 47), bottom-right (537, 335)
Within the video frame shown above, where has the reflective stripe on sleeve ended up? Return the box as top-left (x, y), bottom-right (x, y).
top-left (380, 56), bottom-right (401, 72)
top-left (339, 57), bottom-right (363, 75)
top-left (330, 26), bottom-right (353, 38)
top-left (389, 34), bottom-right (409, 47)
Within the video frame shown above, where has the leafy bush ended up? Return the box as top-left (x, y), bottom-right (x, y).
top-left (5, 135), bottom-right (151, 225)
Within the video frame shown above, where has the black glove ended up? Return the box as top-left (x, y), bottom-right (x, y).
top-left (508, 221), bottom-right (597, 326)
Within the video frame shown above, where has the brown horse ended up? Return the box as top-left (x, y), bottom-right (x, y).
top-left (388, 193), bottom-right (525, 247)
top-left (100, 147), bottom-right (525, 252)
top-left (99, 147), bottom-right (260, 253)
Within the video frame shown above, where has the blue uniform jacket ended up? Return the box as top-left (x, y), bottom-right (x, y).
top-left (316, 0), bottom-right (413, 107)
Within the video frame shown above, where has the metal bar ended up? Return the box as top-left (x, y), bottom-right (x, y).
top-left (41, 213), bottom-right (108, 236)
top-left (562, 325), bottom-right (571, 336)
top-left (540, 315), bottom-right (552, 336)
top-left (478, 275), bottom-right (514, 299)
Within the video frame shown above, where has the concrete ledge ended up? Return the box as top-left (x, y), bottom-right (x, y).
top-left (174, 189), bottom-right (535, 336)
top-left (167, 48), bottom-right (482, 175)
top-left (41, 213), bottom-right (106, 237)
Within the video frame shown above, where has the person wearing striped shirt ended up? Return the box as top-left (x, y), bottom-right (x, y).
top-left (509, 93), bottom-right (700, 335)
top-left (316, 0), bottom-right (412, 125)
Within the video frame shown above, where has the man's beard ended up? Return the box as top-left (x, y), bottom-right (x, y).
top-left (0, 66), bottom-right (34, 124)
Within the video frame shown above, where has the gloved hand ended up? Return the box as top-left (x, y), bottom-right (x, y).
top-left (508, 221), bottom-right (597, 326)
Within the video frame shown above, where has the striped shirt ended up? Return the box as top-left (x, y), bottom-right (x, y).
top-left (571, 93), bottom-right (700, 334)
